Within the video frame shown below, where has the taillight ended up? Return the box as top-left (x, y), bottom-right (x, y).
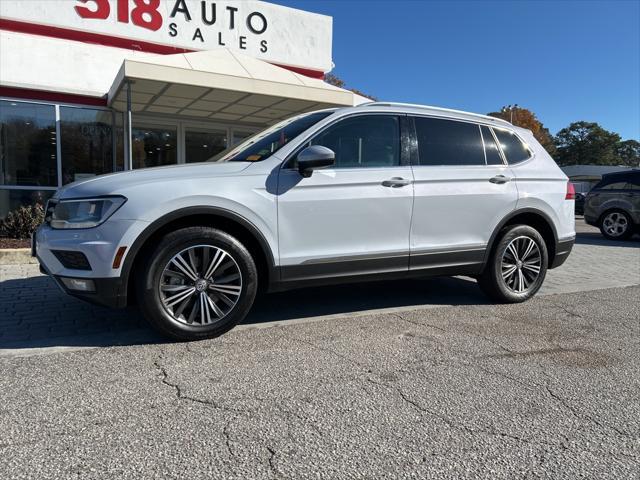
top-left (565, 181), bottom-right (576, 200)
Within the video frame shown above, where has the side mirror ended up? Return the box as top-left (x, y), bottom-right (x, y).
top-left (297, 145), bottom-right (335, 178)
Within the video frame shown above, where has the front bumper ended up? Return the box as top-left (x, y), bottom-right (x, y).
top-left (550, 236), bottom-right (575, 269)
top-left (42, 265), bottom-right (128, 308)
top-left (34, 219), bottom-right (145, 309)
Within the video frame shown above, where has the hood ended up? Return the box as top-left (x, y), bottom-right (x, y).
top-left (55, 161), bottom-right (252, 199)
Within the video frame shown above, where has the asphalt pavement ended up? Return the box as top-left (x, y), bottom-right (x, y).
top-left (0, 286), bottom-right (638, 479)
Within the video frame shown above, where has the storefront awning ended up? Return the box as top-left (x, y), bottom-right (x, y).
top-left (108, 49), bottom-right (356, 126)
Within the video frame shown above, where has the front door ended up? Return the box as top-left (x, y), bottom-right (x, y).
top-left (409, 117), bottom-right (518, 271)
top-left (277, 114), bottom-right (414, 282)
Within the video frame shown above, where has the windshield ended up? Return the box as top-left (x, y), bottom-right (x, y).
top-left (209, 110), bottom-right (335, 163)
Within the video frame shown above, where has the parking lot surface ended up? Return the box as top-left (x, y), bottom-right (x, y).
top-left (0, 220), bottom-right (639, 479)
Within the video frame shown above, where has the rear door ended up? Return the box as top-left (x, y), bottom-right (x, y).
top-left (408, 116), bottom-right (518, 272)
top-left (277, 114), bottom-right (414, 281)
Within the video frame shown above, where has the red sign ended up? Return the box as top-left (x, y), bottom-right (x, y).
top-left (75, 0), bottom-right (163, 31)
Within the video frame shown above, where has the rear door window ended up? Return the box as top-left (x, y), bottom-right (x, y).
top-left (493, 128), bottom-right (531, 164)
top-left (413, 117), bottom-right (485, 166)
top-left (481, 126), bottom-right (504, 165)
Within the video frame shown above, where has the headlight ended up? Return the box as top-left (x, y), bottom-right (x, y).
top-left (50, 196), bottom-right (126, 229)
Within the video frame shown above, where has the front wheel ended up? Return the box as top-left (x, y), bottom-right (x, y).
top-left (136, 227), bottom-right (258, 341)
top-left (478, 225), bottom-right (548, 303)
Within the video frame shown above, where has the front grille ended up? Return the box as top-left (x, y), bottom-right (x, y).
top-left (52, 250), bottom-right (92, 271)
top-left (44, 199), bottom-right (57, 224)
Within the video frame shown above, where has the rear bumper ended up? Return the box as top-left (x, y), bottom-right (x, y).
top-left (550, 236), bottom-right (575, 269)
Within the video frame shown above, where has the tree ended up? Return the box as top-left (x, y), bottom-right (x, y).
top-left (554, 121), bottom-right (621, 166)
top-left (615, 139), bottom-right (640, 167)
top-left (324, 73), bottom-right (345, 89)
top-left (488, 107), bottom-right (556, 156)
top-left (325, 73), bottom-right (378, 101)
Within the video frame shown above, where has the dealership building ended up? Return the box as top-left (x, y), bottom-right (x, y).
top-left (0, 0), bottom-right (365, 219)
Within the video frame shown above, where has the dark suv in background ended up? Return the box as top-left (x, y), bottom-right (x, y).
top-left (584, 170), bottom-right (640, 240)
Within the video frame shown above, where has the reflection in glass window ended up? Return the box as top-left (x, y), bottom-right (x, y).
top-left (481, 125), bottom-right (503, 165)
top-left (60, 107), bottom-right (114, 185)
top-left (309, 115), bottom-right (400, 168)
top-left (0, 188), bottom-right (54, 220)
top-left (132, 126), bottom-right (177, 169)
top-left (493, 128), bottom-right (531, 164)
top-left (0, 100), bottom-right (57, 186)
top-left (185, 130), bottom-right (227, 163)
top-left (414, 117), bottom-right (485, 166)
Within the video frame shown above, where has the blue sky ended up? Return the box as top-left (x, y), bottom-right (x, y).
top-left (276, 0), bottom-right (640, 140)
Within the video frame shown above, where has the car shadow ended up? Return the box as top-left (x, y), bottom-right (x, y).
top-left (575, 232), bottom-right (640, 248)
top-left (0, 274), bottom-right (484, 352)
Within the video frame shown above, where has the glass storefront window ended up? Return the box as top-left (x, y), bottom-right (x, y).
top-left (60, 107), bottom-right (114, 185)
top-left (132, 125), bottom-right (177, 168)
top-left (232, 131), bottom-right (254, 146)
top-left (0, 189), bottom-right (54, 220)
top-left (185, 129), bottom-right (227, 163)
top-left (0, 100), bottom-right (57, 187)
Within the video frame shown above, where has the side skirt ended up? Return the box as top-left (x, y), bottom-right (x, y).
top-left (271, 249), bottom-right (485, 293)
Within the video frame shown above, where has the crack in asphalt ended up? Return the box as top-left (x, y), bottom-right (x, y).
top-left (549, 301), bottom-right (584, 319)
top-left (364, 376), bottom-right (561, 449)
top-left (152, 357), bottom-right (256, 415)
top-left (265, 445), bottom-right (279, 478)
top-left (153, 354), bottom-right (324, 476)
top-left (222, 420), bottom-right (236, 459)
top-left (392, 312), bottom-right (447, 333)
top-left (540, 369), bottom-right (633, 440)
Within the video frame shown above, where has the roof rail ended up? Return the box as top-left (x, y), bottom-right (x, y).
top-left (360, 102), bottom-right (512, 126)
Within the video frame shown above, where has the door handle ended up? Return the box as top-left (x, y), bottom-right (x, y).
top-left (382, 177), bottom-right (412, 188)
top-left (489, 175), bottom-right (511, 184)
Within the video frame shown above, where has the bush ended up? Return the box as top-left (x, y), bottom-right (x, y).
top-left (0, 204), bottom-right (45, 239)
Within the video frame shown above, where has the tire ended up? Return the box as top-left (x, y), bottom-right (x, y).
top-left (478, 225), bottom-right (548, 303)
top-left (136, 227), bottom-right (258, 341)
top-left (599, 210), bottom-right (633, 240)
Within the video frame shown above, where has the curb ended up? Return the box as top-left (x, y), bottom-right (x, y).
top-left (0, 248), bottom-right (37, 265)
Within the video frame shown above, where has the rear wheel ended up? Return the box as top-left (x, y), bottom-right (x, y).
top-left (478, 225), bottom-right (548, 303)
top-left (136, 227), bottom-right (258, 341)
top-left (599, 210), bottom-right (632, 240)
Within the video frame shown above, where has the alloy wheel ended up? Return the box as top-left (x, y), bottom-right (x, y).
top-left (602, 212), bottom-right (628, 237)
top-left (159, 245), bottom-right (243, 326)
top-left (501, 236), bottom-right (542, 294)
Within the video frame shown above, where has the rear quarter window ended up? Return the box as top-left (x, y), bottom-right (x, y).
top-left (480, 125), bottom-right (504, 165)
top-left (493, 128), bottom-right (532, 164)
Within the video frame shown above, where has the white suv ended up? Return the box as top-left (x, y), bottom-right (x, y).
top-left (34, 103), bottom-right (576, 340)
